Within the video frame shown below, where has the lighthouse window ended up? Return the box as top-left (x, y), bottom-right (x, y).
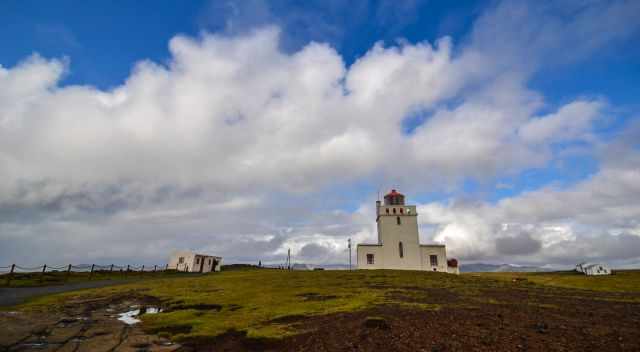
top-left (399, 242), bottom-right (404, 258)
top-left (397, 216), bottom-right (401, 225)
top-left (366, 254), bottom-right (375, 264)
top-left (430, 255), bottom-right (438, 267)
top-left (400, 208), bottom-right (404, 214)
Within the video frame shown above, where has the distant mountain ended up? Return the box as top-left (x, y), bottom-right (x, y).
top-left (460, 263), bottom-right (553, 273)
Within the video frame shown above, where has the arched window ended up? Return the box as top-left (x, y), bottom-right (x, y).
top-left (393, 208), bottom-right (396, 214)
top-left (397, 216), bottom-right (401, 225)
top-left (399, 242), bottom-right (404, 258)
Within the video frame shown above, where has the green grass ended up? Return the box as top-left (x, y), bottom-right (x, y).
top-left (0, 270), bottom-right (189, 287)
top-left (468, 270), bottom-right (640, 292)
top-left (18, 269), bottom-right (640, 342)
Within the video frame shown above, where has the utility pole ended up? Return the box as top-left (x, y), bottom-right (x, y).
top-left (348, 238), bottom-right (352, 270)
top-left (287, 248), bottom-right (291, 270)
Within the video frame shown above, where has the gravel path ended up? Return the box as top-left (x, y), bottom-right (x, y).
top-left (0, 280), bottom-right (133, 307)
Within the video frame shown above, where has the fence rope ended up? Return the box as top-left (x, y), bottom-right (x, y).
top-left (1, 264), bottom-right (170, 274)
top-left (15, 265), bottom-right (45, 271)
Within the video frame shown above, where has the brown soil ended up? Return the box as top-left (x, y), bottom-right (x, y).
top-left (179, 286), bottom-right (640, 352)
top-left (2, 284), bottom-right (639, 352)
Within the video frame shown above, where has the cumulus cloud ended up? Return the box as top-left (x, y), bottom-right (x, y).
top-left (495, 232), bottom-right (542, 256)
top-left (1, 0), bottom-right (639, 266)
top-left (420, 145), bottom-right (640, 266)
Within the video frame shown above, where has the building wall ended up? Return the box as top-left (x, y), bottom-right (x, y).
top-left (168, 251), bottom-right (196, 271)
top-left (584, 264), bottom-right (611, 275)
top-left (419, 245), bottom-right (447, 272)
top-left (376, 205), bottom-right (423, 270)
top-left (168, 251), bottom-right (223, 272)
top-left (357, 245), bottom-right (384, 269)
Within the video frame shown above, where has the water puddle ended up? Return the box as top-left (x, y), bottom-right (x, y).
top-left (18, 341), bottom-right (63, 350)
top-left (117, 306), bottom-right (163, 325)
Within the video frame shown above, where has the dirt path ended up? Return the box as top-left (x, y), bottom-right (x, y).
top-left (0, 280), bottom-right (134, 307)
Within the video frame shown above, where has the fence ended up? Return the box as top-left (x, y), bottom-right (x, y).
top-left (0, 263), bottom-right (173, 287)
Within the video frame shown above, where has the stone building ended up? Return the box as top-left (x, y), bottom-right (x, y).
top-left (168, 250), bottom-right (223, 272)
top-left (576, 262), bottom-right (611, 276)
top-left (357, 189), bottom-right (457, 272)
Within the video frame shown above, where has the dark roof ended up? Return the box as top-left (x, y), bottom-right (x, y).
top-left (385, 189), bottom-right (404, 197)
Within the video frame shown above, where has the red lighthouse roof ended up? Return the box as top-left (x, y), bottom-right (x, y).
top-left (384, 189), bottom-right (405, 205)
top-left (385, 189), bottom-right (403, 197)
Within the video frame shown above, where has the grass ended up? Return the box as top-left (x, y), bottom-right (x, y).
top-left (469, 270), bottom-right (640, 292)
top-left (17, 269), bottom-right (640, 342)
top-left (0, 270), bottom-right (190, 287)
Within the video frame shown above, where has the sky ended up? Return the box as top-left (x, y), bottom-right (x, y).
top-left (1, 0), bottom-right (640, 268)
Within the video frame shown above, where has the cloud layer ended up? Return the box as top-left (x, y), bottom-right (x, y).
top-left (1, 1), bottom-right (639, 267)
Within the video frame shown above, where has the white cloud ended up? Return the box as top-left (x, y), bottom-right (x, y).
top-left (519, 100), bottom-right (603, 144)
top-left (1, 0), bottom-right (639, 266)
top-left (418, 158), bottom-right (640, 266)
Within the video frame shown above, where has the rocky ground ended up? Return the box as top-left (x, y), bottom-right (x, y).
top-left (0, 294), bottom-right (180, 352)
top-left (1, 272), bottom-right (639, 351)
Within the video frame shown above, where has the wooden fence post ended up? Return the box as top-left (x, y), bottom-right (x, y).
top-left (89, 264), bottom-right (95, 280)
top-left (153, 265), bottom-right (157, 273)
top-left (141, 265), bottom-right (145, 275)
top-left (6, 264), bottom-right (15, 286)
top-left (40, 264), bottom-right (47, 284)
top-left (165, 263), bottom-right (169, 271)
top-left (65, 264), bottom-right (72, 282)
top-left (110, 264), bottom-right (114, 272)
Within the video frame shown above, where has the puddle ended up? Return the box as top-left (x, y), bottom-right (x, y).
top-left (145, 307), bottom-right (162, 314)
top-left (18, 341), bottom-right (62, 349)
top-left (117, 306), bottom-right (163, 325)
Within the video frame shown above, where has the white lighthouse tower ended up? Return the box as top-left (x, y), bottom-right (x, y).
top-left (357, 189), bottom-right (450, 272)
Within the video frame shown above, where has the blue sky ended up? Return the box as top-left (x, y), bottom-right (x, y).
top-left (1, 0), bottom-right (639, 267)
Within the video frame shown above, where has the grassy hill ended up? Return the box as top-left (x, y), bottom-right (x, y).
top-left (3, 269), bottom-right (640, 351)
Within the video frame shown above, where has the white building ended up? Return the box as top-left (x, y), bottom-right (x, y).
top-left (357, 190), bottom-right (457, 273)
top-left (576, 262), bottom-right (611, 276)
top-left (168, 251), bottom-right (223, 273)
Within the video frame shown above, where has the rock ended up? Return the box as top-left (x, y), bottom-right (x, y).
top-left (364, 317), bottom-right (389, 329)
top-left (535, 322), bottom-right (549, 334)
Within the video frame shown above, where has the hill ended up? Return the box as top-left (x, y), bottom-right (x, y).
top-left (1, 270), bottom-right (639, 351)
top-left (461, 263), bottom-right (553, 272)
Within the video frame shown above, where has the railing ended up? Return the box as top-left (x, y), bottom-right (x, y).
top-left (0, 263), bottom-right (171, 287)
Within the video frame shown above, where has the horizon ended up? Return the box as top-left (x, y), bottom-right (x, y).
top-left (1, 0), bottom-right (640, 269)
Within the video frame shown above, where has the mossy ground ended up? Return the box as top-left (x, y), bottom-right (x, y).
top-left (0, 269), bottom-right (188, 287)
top-left (471, 269), bottom-right (640, 292)
top-left (17, 269), bottom-right (640, 343)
